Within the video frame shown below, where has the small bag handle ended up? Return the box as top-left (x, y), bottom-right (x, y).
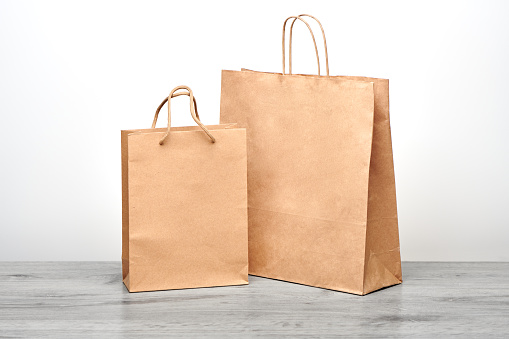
top-left (152, 85), bottom-right (216, 145)
top-left (282, 14), bottom-right (329, 77)
top-left (153, 91), bottom-right (201, 124)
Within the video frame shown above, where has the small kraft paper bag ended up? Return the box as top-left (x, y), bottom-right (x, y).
top-left (220, 15), bottom-right (402, 295)
top-left (122, 85), bottom-right (248, 292)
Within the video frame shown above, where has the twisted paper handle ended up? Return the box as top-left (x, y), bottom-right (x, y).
top-left (152, 85), bottom-right (216, 145)
top-left (282, 14), bottom-right (329, 77)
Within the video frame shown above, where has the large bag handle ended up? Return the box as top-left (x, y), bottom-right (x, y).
top-left (282, 14), bottom-right (329, 77)
top-left (290, 14), bottom-right (329, 76)
top-left (151, 85), bottom-right (216, 145)
top-left (282, 16), bottom-right (320, 75)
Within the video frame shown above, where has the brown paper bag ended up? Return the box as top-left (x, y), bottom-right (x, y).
top-left (220, 15), bottom-right (402, 295)
top-left (122, 85), bottom-right (248, 292)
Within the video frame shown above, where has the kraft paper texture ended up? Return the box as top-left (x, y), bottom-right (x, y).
top-left (122, 87), bottom-right (249, 292)
top-left (219, 15), bottom-right (402, 295)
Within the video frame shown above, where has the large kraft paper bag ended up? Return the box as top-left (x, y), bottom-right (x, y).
top-left (122, 86), bottom-right (248, 292)
top-left (220, 15), bottom-right (402, 295)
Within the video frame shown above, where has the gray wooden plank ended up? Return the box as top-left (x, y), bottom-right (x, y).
top-left (0, 262), bottom-right (508, 338)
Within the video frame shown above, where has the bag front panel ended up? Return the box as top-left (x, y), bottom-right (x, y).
top-left (220, 70), bottom-right (375, 293)
top-left (126, 128), bottom-right (248, 292)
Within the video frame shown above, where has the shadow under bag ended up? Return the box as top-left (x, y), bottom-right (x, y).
top-left (220, 15), bottom-right (402, 295)
top-left (122, 86), bottom-right (248, 292)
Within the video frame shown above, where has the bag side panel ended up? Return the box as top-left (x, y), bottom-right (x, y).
top-left (121, 130), bottom-right (130, 289)
top-left (357, 78), bottom-right (402, 294)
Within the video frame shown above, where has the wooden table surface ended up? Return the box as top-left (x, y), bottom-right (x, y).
top-left (0, 262), bottom-right (508, 338)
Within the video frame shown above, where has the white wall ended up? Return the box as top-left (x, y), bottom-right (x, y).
top-left (0, 0), bottom-right (508, 261)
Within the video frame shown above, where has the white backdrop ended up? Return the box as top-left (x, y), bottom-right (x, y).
top-left (1, 0), bottom-right (508, 261)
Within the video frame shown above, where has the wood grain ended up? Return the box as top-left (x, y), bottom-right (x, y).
top-left (0, 262), bottom-right (508, 337)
